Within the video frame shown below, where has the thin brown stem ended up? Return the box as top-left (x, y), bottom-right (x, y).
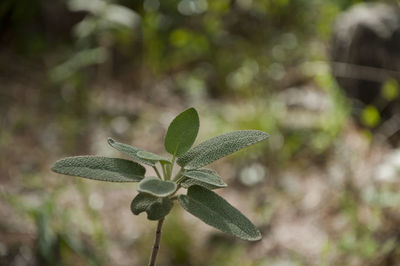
top-left (148, 218), bottom-right (165, 266)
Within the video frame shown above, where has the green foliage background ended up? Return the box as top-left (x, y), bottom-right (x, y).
top-left (1, 0), bottom-right (399, 265)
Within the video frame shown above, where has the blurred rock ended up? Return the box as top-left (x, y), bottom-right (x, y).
top-left (374, 149), bottom-right (400, 182)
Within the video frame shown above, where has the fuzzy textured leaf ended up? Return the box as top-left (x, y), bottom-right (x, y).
top-left (183, 169), bottom-right (227, 188)
top-left (107, 138), bottom-right (156, 166)
top-left (137, 177), bottom-right (177, 197)
top-left (51, 156), bottom-right (145, 182)
top-left (177, 130), bottom-right (269, 170)
top-left (137, 151), bottom-right (171, 164)
top-left (180, 178), bottom-right (223, 190)
top-left (131, 193), bottom-right (173, 220)
top-left (178, 185), bottom-right (261, 241)
top-left (164, 108), bottom-right (199, 156)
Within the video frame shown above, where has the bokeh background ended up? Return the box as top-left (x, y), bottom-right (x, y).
top-left (1, 0), bottom-right (400, 265)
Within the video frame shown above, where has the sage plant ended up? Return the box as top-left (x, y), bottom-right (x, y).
top-left (51, 108), bottom-right (269, 265)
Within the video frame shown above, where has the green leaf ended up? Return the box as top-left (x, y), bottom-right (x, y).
top-left (178, 185), bottom-right (261, 241)
top-left (131, 193), bottom-right (174, 220)
top-left (137, 151), bottom-right (171, 164)
top-left (137, 177), bottom-right (177, 197)
top-left (107, 138), bottom-right (156, 166)
top-left (177, 130), bottom-right (269, 170)
top-left (183, 169), bottom-right (227, 188)
top-left (164, 108), bottom-right (199, 156)
top-left (180, 178), bottom-right (223, 190)
top-left (51, 156), bottom-right (145, 182)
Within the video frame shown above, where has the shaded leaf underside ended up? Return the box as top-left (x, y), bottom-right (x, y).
top-left (137, 177), bottom-right (177, 197)
top-left (131, 193), bottom-right (173, 220)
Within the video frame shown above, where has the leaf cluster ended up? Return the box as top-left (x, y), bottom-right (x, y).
top-left (51, 108), bottom-right (269, 241)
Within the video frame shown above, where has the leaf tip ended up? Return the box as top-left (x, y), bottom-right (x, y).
top-left (255, 130), bottom-right (269, 140)
top-left (107, 137), bottom-right (115, 145)
top-left (187, 107), bottom-right (198, 114)
top-left (248, 230), bottom-right (262, 241)
top-left (50, 164), bottom-right (57, 173)
top-left (189, 107), bottom-right (200, 123)
top-left (50, 159), bottom-right (62, 174)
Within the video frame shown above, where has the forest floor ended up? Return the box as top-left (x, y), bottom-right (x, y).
top-left (1, 49), bottom-right (400, 266)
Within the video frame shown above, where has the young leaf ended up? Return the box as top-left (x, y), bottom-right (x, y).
top-left (137, 151), bottom-right (171, 164)
top-left (107, 138), bottom-right (156, 166)
top-left (51, 156), bottom-right (145, 182)
top-left (131, 193), bottom-right (174, 220)
top-left (177, 130), bottom-right (269, 170)
top-left (182, 169), bottom-right (227, 188)
top-left (137, 177), bottom-right (177, 197)
top-left (178, 185), bottom-right (261, 241)
top-left (164, 108), bottom-right (199, 156)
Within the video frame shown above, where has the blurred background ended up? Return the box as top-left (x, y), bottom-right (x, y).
top-left (1, 0), bottom-right (400, 265)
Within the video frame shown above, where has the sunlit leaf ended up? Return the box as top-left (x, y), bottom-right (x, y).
top-left (137, 177), bottom-right (177, 197)
top-left (137, 151), bottom-right (171, 164)
top-left (51, 156), bottom-right (145, 182)
top-left (107, 138), bottom-right (156, 166)
top-left (177, 130), bottom-right (269, 170)
top-left (178, 185), bottom-right (261, 241)
top-left (182, 169), bottom-right (226, 188)
top-left (164, 108), bottom-right (199, 156)
top-left (131, 193), bottom-right (174, 221)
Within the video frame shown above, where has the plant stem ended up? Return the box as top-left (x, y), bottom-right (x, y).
top-left (169, 155), bottom-right (176, 177)
top-left (168, 184), bottom-right (181, 199)
top-left (148, 218), bottom-right (165, 266)
top-left (153, 166), bottom-right (162, 179)
top-left (161, 163), bottom-right (167, 180)
top-left (175, 175), bottom-right (185, 184)
top-left (172, 168), bottom-right (183, 181)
